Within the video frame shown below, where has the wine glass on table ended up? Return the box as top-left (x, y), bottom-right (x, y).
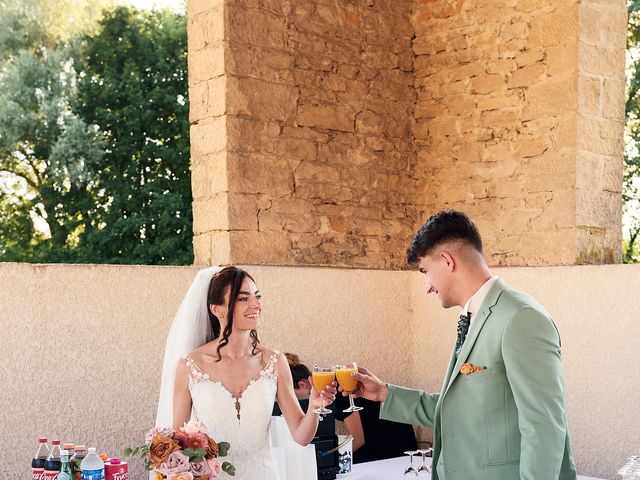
top-left (417, 448), bottom-right (432, 476)
top-left (335, 362), bottom-right (363, 412)
top-left (403, 450), bottom-right (419, 477)
top-left (312, 365), bottom-right (335, 416)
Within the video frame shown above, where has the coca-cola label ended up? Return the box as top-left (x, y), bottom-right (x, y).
top-left (32, 468), bottom-right (44, 480)
top-left (42, 471), bottom-right (59, 480)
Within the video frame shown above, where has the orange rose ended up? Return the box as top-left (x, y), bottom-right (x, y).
top-left (206, 437), bottom-right (219, 458)
top-left (149, 432), bottom-right (180, 467)
top-left (460, 363), bottom-right (474, 375)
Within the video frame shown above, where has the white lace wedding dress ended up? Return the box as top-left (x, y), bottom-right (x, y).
top-left (184, 350), bottom-right (281, 480)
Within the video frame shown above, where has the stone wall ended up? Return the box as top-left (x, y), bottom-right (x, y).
top-left (189, 0), bottom-right (418, 269)
top-left (188, 0), bottom-right (626, 268)
top-left (411, 0), bottom-right (626, 265)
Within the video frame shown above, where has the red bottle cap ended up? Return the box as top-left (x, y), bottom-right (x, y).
top-left (39, 438), bottom-right (47, 443)
top-left (110, 458), bottom-right (121, 465)
top-left (51, 440), bottom-right (61, 445)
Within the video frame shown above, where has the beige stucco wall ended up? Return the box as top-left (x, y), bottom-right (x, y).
top-left (2, 262), bottom-right (638, 478)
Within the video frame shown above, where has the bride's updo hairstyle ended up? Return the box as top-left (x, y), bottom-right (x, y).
top-left (208, 266), bottom-right (260, 361)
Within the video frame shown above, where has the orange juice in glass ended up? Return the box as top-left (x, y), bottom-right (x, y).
top-left (335, 362), bottom-right (363, 412)
top-left (312, 365), bottom-right (335, 415)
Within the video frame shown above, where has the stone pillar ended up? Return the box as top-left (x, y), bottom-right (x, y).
top-left (188, 0), bottom-right (417, 268)
top-left (412, 0), bottom-right (626, 265)
top-left (189, 0), bottom-right (626, 268)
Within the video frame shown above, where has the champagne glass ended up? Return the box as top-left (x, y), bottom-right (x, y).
top-left (335, 362), bottom-right (363, 412)
top-left (403, 450), bottom-right (419, 477)
top-left (312, 365), bottom-right (335, 415)
top-left (417, 448), bottom-right (432, 476)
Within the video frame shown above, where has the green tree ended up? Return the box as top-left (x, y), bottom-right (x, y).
top-left (75, 7), bottom-right (192, 264)
top-left (0, 2), bottom-right (193, 265)
top-left (625, 0), bottom-right (640, 263)
top-left (0, 31), bottom-right (104, 261)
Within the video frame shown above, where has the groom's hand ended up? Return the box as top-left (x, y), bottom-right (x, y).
top-left (340, 366), bottom-right (388, 403)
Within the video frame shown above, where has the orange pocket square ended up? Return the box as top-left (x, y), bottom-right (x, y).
top-left (460, 363), bottom-right (486, 375)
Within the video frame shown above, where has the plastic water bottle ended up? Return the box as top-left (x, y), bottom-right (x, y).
top-left (80, 447), bottom-right (105, 480)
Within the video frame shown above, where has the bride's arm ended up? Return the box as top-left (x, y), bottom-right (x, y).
top-left (276, 353), bottom-right (335, 446)
top-left (172, 360), bottom-right (192, 430)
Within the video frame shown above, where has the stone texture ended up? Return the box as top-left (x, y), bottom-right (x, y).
top-left (188, 0), bottom-right (625, 268)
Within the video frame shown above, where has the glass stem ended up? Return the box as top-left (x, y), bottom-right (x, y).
top-left (349, 394), bottom-right (357, 410)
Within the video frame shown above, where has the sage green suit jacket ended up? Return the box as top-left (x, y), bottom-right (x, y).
top-left (380, 279), bottom-right (576, 480)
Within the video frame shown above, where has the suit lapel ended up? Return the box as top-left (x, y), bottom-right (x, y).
top-left (443, 278), bottom-right (507, 394)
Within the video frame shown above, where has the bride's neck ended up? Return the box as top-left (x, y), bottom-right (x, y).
top-left (217, 330), bottom-right (255, 359)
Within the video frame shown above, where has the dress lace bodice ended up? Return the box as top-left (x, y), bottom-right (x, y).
top-left (185, 350), bottom-right (281, 480)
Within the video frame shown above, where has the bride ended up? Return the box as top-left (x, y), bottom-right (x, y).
top-left (154, 266), bottom-right (334, 479)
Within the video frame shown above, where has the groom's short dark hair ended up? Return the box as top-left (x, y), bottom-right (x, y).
top-left (406, 210), bottom-right (483, 266)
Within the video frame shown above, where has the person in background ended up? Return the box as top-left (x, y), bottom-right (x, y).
top-left (282, 353), bottom-right (418, 464)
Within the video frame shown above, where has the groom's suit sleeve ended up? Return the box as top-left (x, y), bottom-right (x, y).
top-left (379, 384), bottom-right (439, 428)
top-left (503, 306), bottom-right (568, 480)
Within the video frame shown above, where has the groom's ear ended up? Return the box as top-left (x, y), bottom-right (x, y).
top-left (441, 251), bottom-right (456, 272)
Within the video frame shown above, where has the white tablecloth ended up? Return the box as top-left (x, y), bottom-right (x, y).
top-left (339, 456), bottom-right (604, 480)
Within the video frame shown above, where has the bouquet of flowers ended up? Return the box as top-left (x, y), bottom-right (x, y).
top-left (124, 419), bottom-right (235, 479)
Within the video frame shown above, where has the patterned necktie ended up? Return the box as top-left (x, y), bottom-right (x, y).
top-left (455, 312), bottom-right (471, 358)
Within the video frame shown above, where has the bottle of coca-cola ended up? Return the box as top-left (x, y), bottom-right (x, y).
top-left (43, 440), bottom-right (62, 479)
top-left (32, 437), bottom-right (49, 480)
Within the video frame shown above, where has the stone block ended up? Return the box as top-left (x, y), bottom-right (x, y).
top-left (470, 74), bottom-right (505, 94)
top-left (188, 0), bottom-right (222, 17)
top-left (515, 50), bottom-right (545, 67)
top-left (529, 4), bottom-right (579, 48)
top-left (191, 152), bottom-right (228, 200)
top-left (192, 193), bottom-right (229, 233)
top-left (188, 44), bottom-right (225, 85)
top-left (188, 5), bottom-right (224, 53)
top-left (294, 162), bottom-right (341, 183)
top-left (516, 135), bottom-right (550, 158)
top-left (193, 231), bottom-right (231, 266)
top-left (189, 76), bottom-right (226, 124)
top-left (190, 116), bottom-right (227, 158)
top-left (228, 193), bottom-right (258, 231)
top-left (297, 103), bottom-right (356, 132)
top-left (578, 76), bottom-right (602, 116)
top-left (225, 6), bottom-right (287, 48)
top-left (523, 76), bottom-right (577, 120)
top-left (602, 77), bottom-right (626, 121)
top-left (579, 43), bottom-right (625, 77)
top-left (229, 231), bottom-right (292, 264)
top-left (507, 63), bottom-right (547, 89)
top-left (227, 76), bottom-right (296, 122)
top-left (228, 153), bottom-right (294, 196)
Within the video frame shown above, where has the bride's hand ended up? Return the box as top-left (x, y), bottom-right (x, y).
top-left (308, 376), bottom-right (337, 411)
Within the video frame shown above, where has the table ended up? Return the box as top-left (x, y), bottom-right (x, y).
top-left (339, 456), bottom-right (604, 480)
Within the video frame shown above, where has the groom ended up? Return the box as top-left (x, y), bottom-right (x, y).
top-left (350, 210), bottom-right (577, 479)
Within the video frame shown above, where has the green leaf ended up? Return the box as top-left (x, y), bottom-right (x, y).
top-left (218, 442), bottom-right (230, 456)
top-left (194, 448), bottom-right (207, 457)
top-left (222, 462), bottom-right (235, 476)
top-left (183, 448), bottom-right (195, 457)
top-left (123, 447), bottom-right (133, 458)
top-left (191, 455), bottom-right (204, 463)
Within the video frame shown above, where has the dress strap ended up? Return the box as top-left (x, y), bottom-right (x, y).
top-left (261, 350), bottom-right (280, 381)
top-left (184, 355), bottom-right (210, 383)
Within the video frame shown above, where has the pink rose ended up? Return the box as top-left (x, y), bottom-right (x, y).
top-left (189, 461), bottom-right (211, 477)
top-left (207, 458), bottom-right (222, 478)
top-left (156, 451), bottom-right (191, 477)
top-left (167, 473), bottom-right (193, 480)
